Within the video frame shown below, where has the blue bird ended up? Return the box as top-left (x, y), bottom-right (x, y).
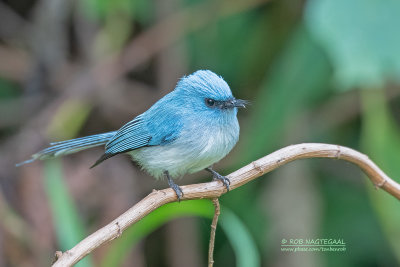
top-left (17, 70), bottom-right (248, 200)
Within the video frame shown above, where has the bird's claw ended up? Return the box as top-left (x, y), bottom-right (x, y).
top-left (212, 173), bottom-right (231, 191)
top-left (206, 167), bottom-right (231, 191)
top-left (165, 171), bottom-right (184, 201)
top-left (171, 183), bottom-right (184, 201)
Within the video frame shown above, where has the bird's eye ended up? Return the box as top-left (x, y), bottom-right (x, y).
top-left (205, 98), bottom-right (215, 107)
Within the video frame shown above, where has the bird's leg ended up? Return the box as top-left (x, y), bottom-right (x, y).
top-left (164, 171), bottom-right (183, 201)
top-left (206, 167), bottom-right (230, 191)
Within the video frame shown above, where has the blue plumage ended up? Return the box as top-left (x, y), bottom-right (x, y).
top-left (16, 131), bottom-right (117, 166)
top-left (18, 70), bottom-right (247, 200)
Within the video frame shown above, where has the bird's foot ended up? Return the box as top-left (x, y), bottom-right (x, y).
top-left (169, 181), bottom-right (184, 201)
top-left (165, 171), bottom-right (183, 201)
top-left (206, 167), bottom-right (230, 191)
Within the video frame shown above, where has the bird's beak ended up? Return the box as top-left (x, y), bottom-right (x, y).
top-left (232, 99), bottom-right (249, 108)
top-left (222, 98), bottom-right (249, 109)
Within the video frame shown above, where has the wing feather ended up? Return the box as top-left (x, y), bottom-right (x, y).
top-left (91, 115), bottom-right (151, 167)
top-left (91, 99), bottom-right (184, 168)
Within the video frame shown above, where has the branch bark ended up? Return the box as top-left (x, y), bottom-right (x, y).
top-left (52, 143), bottom-right (400, 266)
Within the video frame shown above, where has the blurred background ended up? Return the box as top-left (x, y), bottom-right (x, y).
top-left (1, 0), bottom-right (400, 266)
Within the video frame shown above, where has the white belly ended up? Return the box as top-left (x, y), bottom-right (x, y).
top-left (128, 123), bottom-right (239, 179)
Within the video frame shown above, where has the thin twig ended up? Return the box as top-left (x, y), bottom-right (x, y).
top-left (208, 198), bottom-right (220, 267)
top-left (52, 143), bottom-right (400, 266)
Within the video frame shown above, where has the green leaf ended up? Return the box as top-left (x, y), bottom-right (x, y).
top-left (43, 159), bottom-right (93, 267)
top-left (82, 0), bottom-right (153, 24)
top-left (102, 200), bottom-right (260, 267)
top-left (102, 200), bottom-right (214, 267)
top-left (361, 89), bottom-right (400, 263)
top-left (305, 0), bottom-right (400, 89)
top-left (239, 24), bottom-right (331, 162)
top-left (219, 207), bottom-right (260, 267)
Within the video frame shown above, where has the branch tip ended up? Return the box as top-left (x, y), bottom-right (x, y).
top-left (52, 251), bottom-right (63, 264)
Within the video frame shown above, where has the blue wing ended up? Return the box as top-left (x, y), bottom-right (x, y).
top-left (105, 115), bottom-right (151, 154)
top-left (91, 106), bottom-right (183, 167)
top-left (91, 115), bottom-right (151, 167)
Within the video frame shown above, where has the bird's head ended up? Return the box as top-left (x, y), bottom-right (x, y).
top-left (175, 70), bottom-right (248, 114)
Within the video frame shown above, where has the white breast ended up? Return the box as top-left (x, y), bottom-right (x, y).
top-left (129, 117), bottom-right (239, 179)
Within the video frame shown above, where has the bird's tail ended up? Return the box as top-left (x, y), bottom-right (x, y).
top-left (16, 131), bottom-right (117, 166)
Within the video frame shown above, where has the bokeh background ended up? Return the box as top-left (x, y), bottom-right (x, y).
top-left (1, 0), bottom-right (400, 266)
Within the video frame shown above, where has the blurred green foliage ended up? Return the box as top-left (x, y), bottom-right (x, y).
top-left (0, 78), bottom-right (20, 99)
top-left (306, 0), bottom-right (400, 89)
top-left (83, 0), bottom-right (153, 23)
top-left (44, 160), bottom-right (93, 267)
top-left (1, 0), bottom-right (400, 266)
top-left (361, 90), bottom-right (400, 262)
top-left (102, 200), bottom-right (259, 267)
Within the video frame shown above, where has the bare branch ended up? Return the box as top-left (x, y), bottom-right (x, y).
top-left (208, 198), bottom-right (220, 267)
top-left (52, 143), bottom-right (400, 266)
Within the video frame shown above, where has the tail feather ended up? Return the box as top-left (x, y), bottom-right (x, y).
top-left (16, 131), bottom-right (117, 167)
